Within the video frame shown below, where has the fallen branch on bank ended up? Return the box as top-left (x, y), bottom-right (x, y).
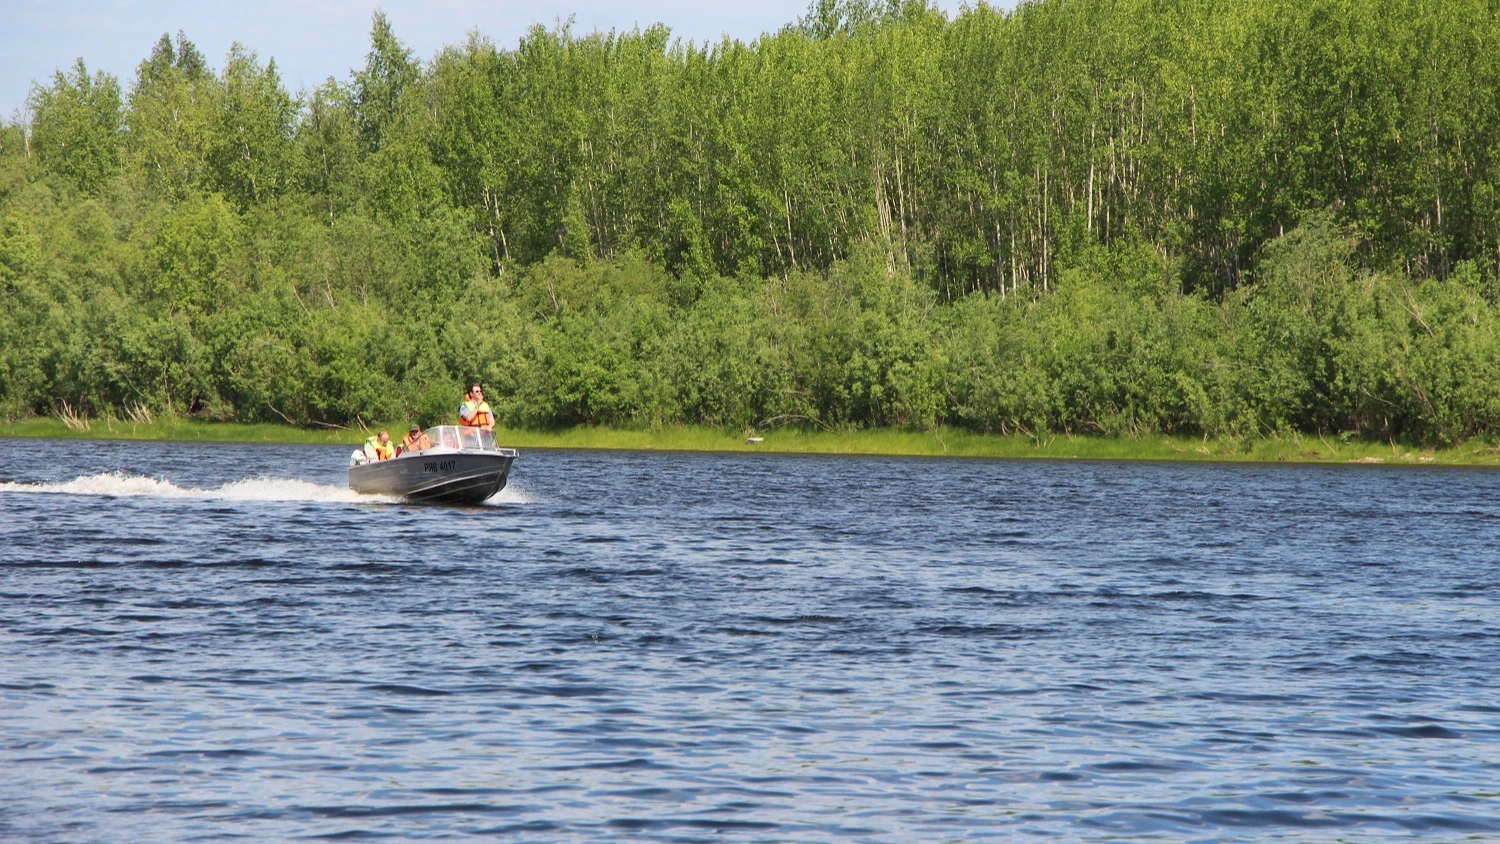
top-left (265, 402), bottom-right (297, 426)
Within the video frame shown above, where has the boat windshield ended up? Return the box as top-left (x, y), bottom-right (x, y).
top-left (432, 426), bottom-right (462, 450)
top-left (461, 427), bottom-right (483, 450)
top-left (423, 425), bottom-right (497, 452)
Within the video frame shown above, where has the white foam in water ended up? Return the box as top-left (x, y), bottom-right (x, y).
top-left (0, 472), bottom-right (396, 504)
top-left (489, 480), bottom-right (532, 505)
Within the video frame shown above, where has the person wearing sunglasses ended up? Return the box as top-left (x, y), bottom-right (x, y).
top-left (459, 383), bottom-right (495, 432)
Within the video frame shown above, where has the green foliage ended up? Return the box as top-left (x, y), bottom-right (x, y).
top-left (127, 33), bottom-right (215, 199)
top-left (208, 46), bottom-right (297, 209)
top-left (0, 214), bottom-right (41, 282)
top-left (3, 2), bottom-right (1500, 445)
top-left (27, 60), bottom-right (123, 195)
top-left (353, 12), bottom-right (421, 153)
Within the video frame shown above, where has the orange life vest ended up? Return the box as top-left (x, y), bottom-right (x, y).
top-left (461, 399), bottom-right (494, 429)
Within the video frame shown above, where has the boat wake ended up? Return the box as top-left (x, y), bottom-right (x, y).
top-left (488, 482), bottom-right (531, 505)
top-left (0, 472), bottom-right (532, 505)
top-left (0, 472), bottom-right (395, 504)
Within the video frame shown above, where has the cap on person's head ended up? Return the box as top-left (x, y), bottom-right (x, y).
top-left (409, 425), bottom-right (420, 433)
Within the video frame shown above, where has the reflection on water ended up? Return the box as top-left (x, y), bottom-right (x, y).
top-left (2, 437), bottom-right (1499, 841)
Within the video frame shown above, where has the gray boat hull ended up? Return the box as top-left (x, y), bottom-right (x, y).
top-left (349, 451), bottom-right (516, 504)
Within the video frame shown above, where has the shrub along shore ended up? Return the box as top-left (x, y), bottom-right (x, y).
top-left (4, 418), bottom-right (1498, 467)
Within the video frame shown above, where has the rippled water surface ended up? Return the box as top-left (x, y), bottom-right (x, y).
top-left (3, 437), bottom-right (1500, 842)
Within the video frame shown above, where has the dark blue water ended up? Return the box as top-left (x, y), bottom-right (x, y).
top-left (3, 437), bottom-right (1499, 842)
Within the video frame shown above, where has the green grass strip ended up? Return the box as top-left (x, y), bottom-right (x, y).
top-left (4, 417), bottom-right (1500, 466)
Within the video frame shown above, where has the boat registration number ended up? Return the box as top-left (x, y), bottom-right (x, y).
top-left (423, 460), bottom-right (457, 473)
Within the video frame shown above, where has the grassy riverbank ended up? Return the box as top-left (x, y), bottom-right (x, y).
top-left (4, 417), bottom-right (1500, 466)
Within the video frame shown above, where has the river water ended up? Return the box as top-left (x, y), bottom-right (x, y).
top-left (2, 437), bottom-right (1498, 841)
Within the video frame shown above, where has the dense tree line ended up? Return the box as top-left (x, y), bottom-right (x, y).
top-left (2, 0), bottom-right (1498, 443)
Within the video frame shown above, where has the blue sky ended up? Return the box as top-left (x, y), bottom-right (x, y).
top-left (2, 0), bottom-right (1001, 120)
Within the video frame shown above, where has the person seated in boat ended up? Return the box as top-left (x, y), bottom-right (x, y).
top-left (364, 430), bottom-right (395, 461)
top-left (459, 383), bottom-right (495, 432)
top-left (400, 424), bottom-right (432, 454)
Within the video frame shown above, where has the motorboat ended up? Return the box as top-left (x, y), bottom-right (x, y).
top-left (349, 425), bottom-right (518, 504)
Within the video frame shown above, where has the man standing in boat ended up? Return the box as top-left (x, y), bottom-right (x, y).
top-left (459, 383), bottom-right (495, 432)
